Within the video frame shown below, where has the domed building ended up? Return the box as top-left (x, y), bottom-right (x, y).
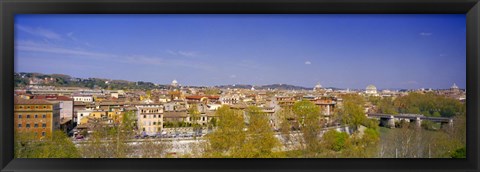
top-left (365, 84), bottom-right (378, 95)
top-left (313, 82), bottom-right (323, 91)
top-left (451, 83), bottom-right (460, 92)
top-left (171, 79), bottom-right (179, 87)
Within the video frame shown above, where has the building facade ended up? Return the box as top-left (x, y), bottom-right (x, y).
top-left (137, 105), bottom-right (164, 136)
top-left (14, 97), bottom-right (60, 138)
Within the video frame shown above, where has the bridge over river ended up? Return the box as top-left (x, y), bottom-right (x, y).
top-left (367, 113), bottom-right (453, 128)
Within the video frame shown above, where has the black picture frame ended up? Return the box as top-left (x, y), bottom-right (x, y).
top-left (1, 0), bottom-right (479, 172)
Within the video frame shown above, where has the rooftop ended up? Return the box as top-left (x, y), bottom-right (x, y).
top-left (14, 96), bottom-right (54, 105)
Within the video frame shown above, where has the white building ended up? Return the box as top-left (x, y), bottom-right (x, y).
top-left (365, 84), bottom-right (378, 96)
top-left (73, 95), bottom-right (93, 103)
top-left (313, 82), bottom-right (323, 91)
top-left (451, 83), bottom-right (460, 92)
top-left (171, 79), bottom-right (179, 87)
top-left (220, 94), bottom-right (240, 105)
top-left (76, 109), bottom-right (94, 125)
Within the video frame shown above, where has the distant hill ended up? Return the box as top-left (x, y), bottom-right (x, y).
top-left (214, 84), bottom-right (312, 90)
top-left (14, 72), bottom-right (169, 90)
top-left (15, 72), bottom-right (346, 91)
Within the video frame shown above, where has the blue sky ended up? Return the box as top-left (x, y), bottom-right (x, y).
top-left (14, 14), bottom-right (466, 89)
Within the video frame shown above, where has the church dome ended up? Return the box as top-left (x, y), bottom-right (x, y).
top-left (314, 82), bottom-right (322, 91)
top-left (365, 84), bottom-right (378, 95)
top-left (451, 83), bottom-right (459, 89)
top-left (171, 79), bottom-right (179, 87)
top-left (366, 84), bottom-right (376, 90)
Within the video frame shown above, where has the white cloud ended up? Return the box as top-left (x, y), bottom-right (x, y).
top-left (166, 50), bottom-right (178, 56)
top-left (305, 61), bottom-right (312, 65)
top-left (166, 50), bottom-right (198, 57)
top-left (178, 51), bottom-right (197, 57)
top-left (419, 32), bottom-right (433, 36)
top-left (66, 32), bottom-right (78, 41)
top-left (16, 40), bottom-right (214, 71)
top-left (16, 25), bottom-right (62, 40)
top-left (16, 40), bottom-right (114, 59)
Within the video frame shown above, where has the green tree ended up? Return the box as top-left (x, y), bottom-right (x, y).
top-left (238, 106), bottom-right (282, 158)
top-left (277, 108), bottom-right (294, 150)
top-left (292, 100), bottom-right (322, 157)
top-left (188, 104), bottom-right (202, 139)
top-left (338, 94), bottom-right (367, 130)
top-left (341, 101), bottom-right (366, 130)
top-left (377, 97), bottom-right (397, 114)
top-left (393, 92), bottom-right (464, 117)
top-left (451, 147), bottom-right (466, 158)
top-left (205, 105), bottom-right (246, 157)
top-left (38, 130), bottom-right (81, 158)
top-left (15, 132), bottom-right (43, 158)
top-left (322, 130), bottom-right (349, 152)
top-left (15, 130), bottom-right (80, 158)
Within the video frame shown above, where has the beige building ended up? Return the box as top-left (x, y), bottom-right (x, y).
top-left (137, 105), bottom-right (164, 135)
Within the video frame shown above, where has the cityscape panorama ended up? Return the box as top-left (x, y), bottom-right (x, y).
top-left (14, 14), bottom-right (466, 158)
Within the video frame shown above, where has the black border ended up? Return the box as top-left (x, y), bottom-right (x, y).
top-left (1, 0), bottom-right (479, 172)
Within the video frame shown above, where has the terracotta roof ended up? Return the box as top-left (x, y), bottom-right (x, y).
top-left (185, 95), bottom-right (220, 100)
top-left (14, 96), bottom-right (54, 105)
top-left (33, 95), bottom-right (72, 101)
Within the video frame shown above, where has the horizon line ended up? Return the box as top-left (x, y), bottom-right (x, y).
top-left (15, 71), bottom-right (464, 90)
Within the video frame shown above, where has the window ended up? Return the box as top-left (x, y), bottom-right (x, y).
top-left (34, 114), bottom-right (38, 118)
top-left (18, 124), bottom-right (21, 128)
top-left (42, 123), bottom-right (46, 128)
top-left (26, 115), bottom-right (30, 118)
top-left (154, 115), bottom-right (156, 118)
top-left (80, 114), bottom-right (83, 117)
top-left (42, 132), bottom-right (45, 136)
top-left (153, 122), bottom-right (156, 125)
top-left (43, 106), bottom-right (46, 108)
top-left (34, 123), bottom-right (38, 128)
top-left (144, 115), bottom-right (146, 118)
top-left (19, 106), bottom-right (23, 109)
top-left (27, 106), bottom-right (30, 109)
top-left (35, 106), bottom-right (39, 109)
top-left (18, 114), bottom-right (22, 118)
top-left (143, 128), bottom-right (145, 131)
top-left (26, 124), bottom-right (30, 128)
top-left (42, 114), bottom-right (46, 118)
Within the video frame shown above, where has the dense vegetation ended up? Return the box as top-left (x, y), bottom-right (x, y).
top-left (15, 130), bottom-right (80, 158)
top-left (374, 92), bottom-right (465, 117)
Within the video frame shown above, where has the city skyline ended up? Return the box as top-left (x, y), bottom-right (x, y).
top-left (15, 14), bottom-right (466, 89)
